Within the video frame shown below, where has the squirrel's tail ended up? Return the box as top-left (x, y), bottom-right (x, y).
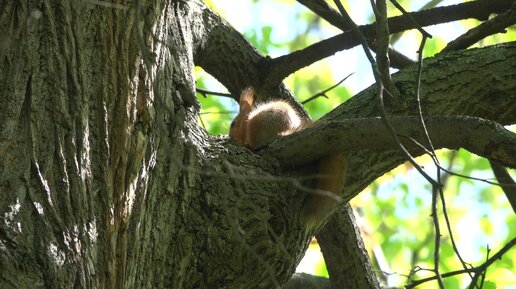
top-left (302, 152), bottom-right (347, 230)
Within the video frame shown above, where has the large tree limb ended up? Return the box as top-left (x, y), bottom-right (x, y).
top-left (324, 43), bottom-right (516, 125)
top-left (266, 116), bottom-right (516, 168)
top-left (283, 273), bottom-right (330, 289)
top-left (316, 204), bottom-right (381, 289)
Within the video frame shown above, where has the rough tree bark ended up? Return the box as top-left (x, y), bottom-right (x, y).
top-left (0, 1), bottom-right (514, 289)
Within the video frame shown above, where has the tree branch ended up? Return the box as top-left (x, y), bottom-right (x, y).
top-left (264, 0), bottom-right (511, 84)
top-left (296, 0), bottom-right (416, 69)
top-left (441, 3), bottom-right (516, 53)
top-left (301, 73), bottom-right (353, 104)
top-left (406, 236), bottom-right (516, 289)
top-left (489, 161), bottom-right (516, 213)
top-left (374, 0), bottom-right (398, 96)
top-left (196, 8), bottom-right (308, 114)
top-left (196, 0), bottom-right (510, 107)
top-left (317, 204), bottom-right (381, 289)
top-left (283, 273), bottom-right (330, 289)
top-left (263, 44), bottom-right (516, 178)
top-left (295, 0), bottom-right (348, 31)
top-left (266, 116), bottom-right (516, 169)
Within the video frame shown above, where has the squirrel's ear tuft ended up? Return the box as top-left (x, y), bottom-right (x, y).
top-left (240, 87), bottom-right (255, 107)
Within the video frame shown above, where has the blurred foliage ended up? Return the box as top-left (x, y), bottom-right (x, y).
top-left (201, 0), bottom-right (516, 288)
top-left (196, 67), bottom-right (236, 135)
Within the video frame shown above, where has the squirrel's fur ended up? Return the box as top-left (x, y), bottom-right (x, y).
top-left (229, 87), bottom-right (347, 229)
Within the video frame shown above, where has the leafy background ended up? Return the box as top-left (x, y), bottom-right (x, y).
top-left (196, 1), bottom-right (516, 288)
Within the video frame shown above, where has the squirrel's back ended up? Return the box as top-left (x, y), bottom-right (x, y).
top-left (246, 100), bottom-right (304, 149)
top-left (230, 87), bottom-right (307, 149)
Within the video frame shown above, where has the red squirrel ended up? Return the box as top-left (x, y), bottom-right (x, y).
top-left (229, 87), bottom-right (347, 229)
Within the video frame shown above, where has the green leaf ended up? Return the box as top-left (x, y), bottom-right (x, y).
top-left (483, 280), bottom-right (497, 289)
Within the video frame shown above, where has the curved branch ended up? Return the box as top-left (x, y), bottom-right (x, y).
top-left (195, 8), bottom-right (308, 114)
top-left (266, 116), bottom-right (516, 168)
top-left (442, 3), bottom-right (516, 53)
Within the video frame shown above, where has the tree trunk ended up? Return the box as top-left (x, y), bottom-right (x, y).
top-left (0, 1), bottom-right (514, 289)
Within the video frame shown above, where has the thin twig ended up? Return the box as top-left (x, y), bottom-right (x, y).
top-left (407, 133), bottom-right (516, 189)
top-left (332, 0), bottom-right (379, 73)
top-left (439, 152), bottom-right (477, 284)
top-left (301, 73), bottom-right (353, 104)
top-left (418, 151), bottom-right (477, 286)
top-left (405, 136), bottom-right (516, 185)
top-left (475, 247), bottom-right (490, 289)
top-left (410, 138), bottom-right (510, 288)
top-left (438, 163), bottom-right (515, 188)
top-left (389, 0), bottom-right (432, 38)
top-left (431, 182), bottom-right (446, 289)
top-left (196, 88), bottom-right (233, 98)
top-left (374, 0), bottom-right (398, 96)
top-left (406, 236), bottom-right (516, 288)
top-left (468, 245), bottom-right (488, 289)
top-left (490, 161), bottom-right (516, 213)
top-left (414, 37), bottom-right (436, 155)
top-left (414, 33), bottom-right (445, 289)
top-left (198, 111), bottom-right (235, 115)
top-left (437, 168), bottom-right (478, 287)
top-left (198, 114), bottom-right (207, 129)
